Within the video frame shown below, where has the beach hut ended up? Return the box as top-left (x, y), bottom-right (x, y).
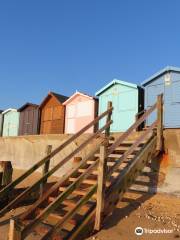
top-left (142, 66), bottom-right (180, 128)
top-left (63, 91), bottom-right (98, 134)
top-left (2, 109), bottom-right (20, 136)
top-left (0, 110), bottom-right (3, 136)
top-left (18, 103), bottom-right (39, 135)
top-left (39, 92), bottom-right (68, 134)
top-left (96, 79), bottom-right (144, 132)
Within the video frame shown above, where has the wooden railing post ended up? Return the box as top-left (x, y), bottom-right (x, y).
top-left (135, 113), bottom-right (139, 132)
top-left (8, 218), bottom-right (22, 240)
top-left (94, 144), bottom-right (107, 231)
top-left (0, 161), bottom-right (13, 186)
top-left (40, 145), bottom-right (52, 195)
top-left (156, 94), bottom-right (163, 151)
top-left (105, 101), bottom-right (112, 137)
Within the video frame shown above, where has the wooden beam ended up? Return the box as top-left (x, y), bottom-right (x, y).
top-left (40, 145), bottom-right (52, 196)
top-left (0, 161), bottom-right (13, 186)
top-left (156, 94), bottom-right (163, 151)
top-left (8, 218), bottom-right (22, 240)
top-left (94, 145), bottom-right (107, 231)
top-left (105, 101), bottom-right (112, 137)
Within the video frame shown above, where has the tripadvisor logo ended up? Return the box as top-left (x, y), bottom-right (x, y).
top-left (135, 227), bottom-right (144, 236)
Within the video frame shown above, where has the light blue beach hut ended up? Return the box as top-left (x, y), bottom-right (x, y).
top-left (96, 79), bottom-right (144, 132)
top-left (2, 109), bottom-right (20, 136)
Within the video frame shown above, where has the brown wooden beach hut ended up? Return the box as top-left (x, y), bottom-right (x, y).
top-left (18, 103), bottom-right (39, 136)
top-left (39, 92), bottom-right (68, 134)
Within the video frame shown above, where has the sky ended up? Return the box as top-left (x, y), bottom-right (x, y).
top-left (0, 0), bottom-right (180, 109)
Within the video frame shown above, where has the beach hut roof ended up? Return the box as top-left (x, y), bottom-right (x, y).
top-left (39, 91), bottom-right (68, 108)
top-left (95, 79), bottom-right (138, 96)
top-left (142, 66), bottom-right (180, 86)
top-left (18, 102), bottom-right (39, 112)
top-left (63, 91), bottom-right (96, 105)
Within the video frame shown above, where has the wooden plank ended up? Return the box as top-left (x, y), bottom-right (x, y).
top-left (94, 145), bottom-right (107, 231)
top-left (114, 146), bottom-right (141, 151)
top-left (78, 169), bottom-right (98, 174)
top-left (8, 218), bottom-right (22, 240)
top-left (0, 120), bottom-right (112, 217)
top-left (109, 140), bottom-right (146, 145)
top-left (0, 161), bottom-right (13, 186)
top-left (156, 94), bottom-right (163, 151)
top-left (105, 101), bottom-right (112, 137)
top-left (0, 106), bottom-right (112, 200)
top-left (59, 187), bottom-right (94, 197)
top-left (40, 145), bottom-right (52, 195)
top-left (69, 177), bottom-right (97, 185)
top-left (48, 197), bottom-right (92, 212)
top-left (78, 168), bottom-right (127, 177)
top-left (88, 160), bottom-right (130, 167)
top-left (95, 153), bottom-right (135, 159)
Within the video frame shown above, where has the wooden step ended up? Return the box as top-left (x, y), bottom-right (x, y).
top-left (69, 177), bottom-right (97, 185)
top-left (114, 146), bottom-right (141, 151)
top-left (109, 140), bottom-right (136, 144)
top-left (69, 177), bottom-right (111, 187)
top-left (109, 139), bottom-right (147, 145)
top-left (36, 208), bottom-right (76, 230)
top-left (87, 160), bottom-right (115, 167)
top-left (48, 197), bottom-right (91, 212)
top-left (78, 168), bottom-right (98, 175)
top-left (78, 165), bottom-right (127, 176)
top-left (87, 160), bottom-right (127, 167)
top-left (95, 153), bottom-right (135, 159)
top-left (59, 187), bottom-right (97, 199)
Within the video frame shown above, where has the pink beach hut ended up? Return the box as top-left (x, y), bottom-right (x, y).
top-left (63, 91), bottom-right (98, 134)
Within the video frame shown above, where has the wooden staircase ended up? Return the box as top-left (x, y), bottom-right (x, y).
top-left (0, 95), bottom-right (163, 240)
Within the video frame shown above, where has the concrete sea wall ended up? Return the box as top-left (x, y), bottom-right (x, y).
top-left (0, 134), bottom-right (103, 177)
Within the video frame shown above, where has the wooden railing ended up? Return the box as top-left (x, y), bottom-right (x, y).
top-left (0, 102), bottom-right (113, 217)
top-left (94, 94), bottom-right (163, 230)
